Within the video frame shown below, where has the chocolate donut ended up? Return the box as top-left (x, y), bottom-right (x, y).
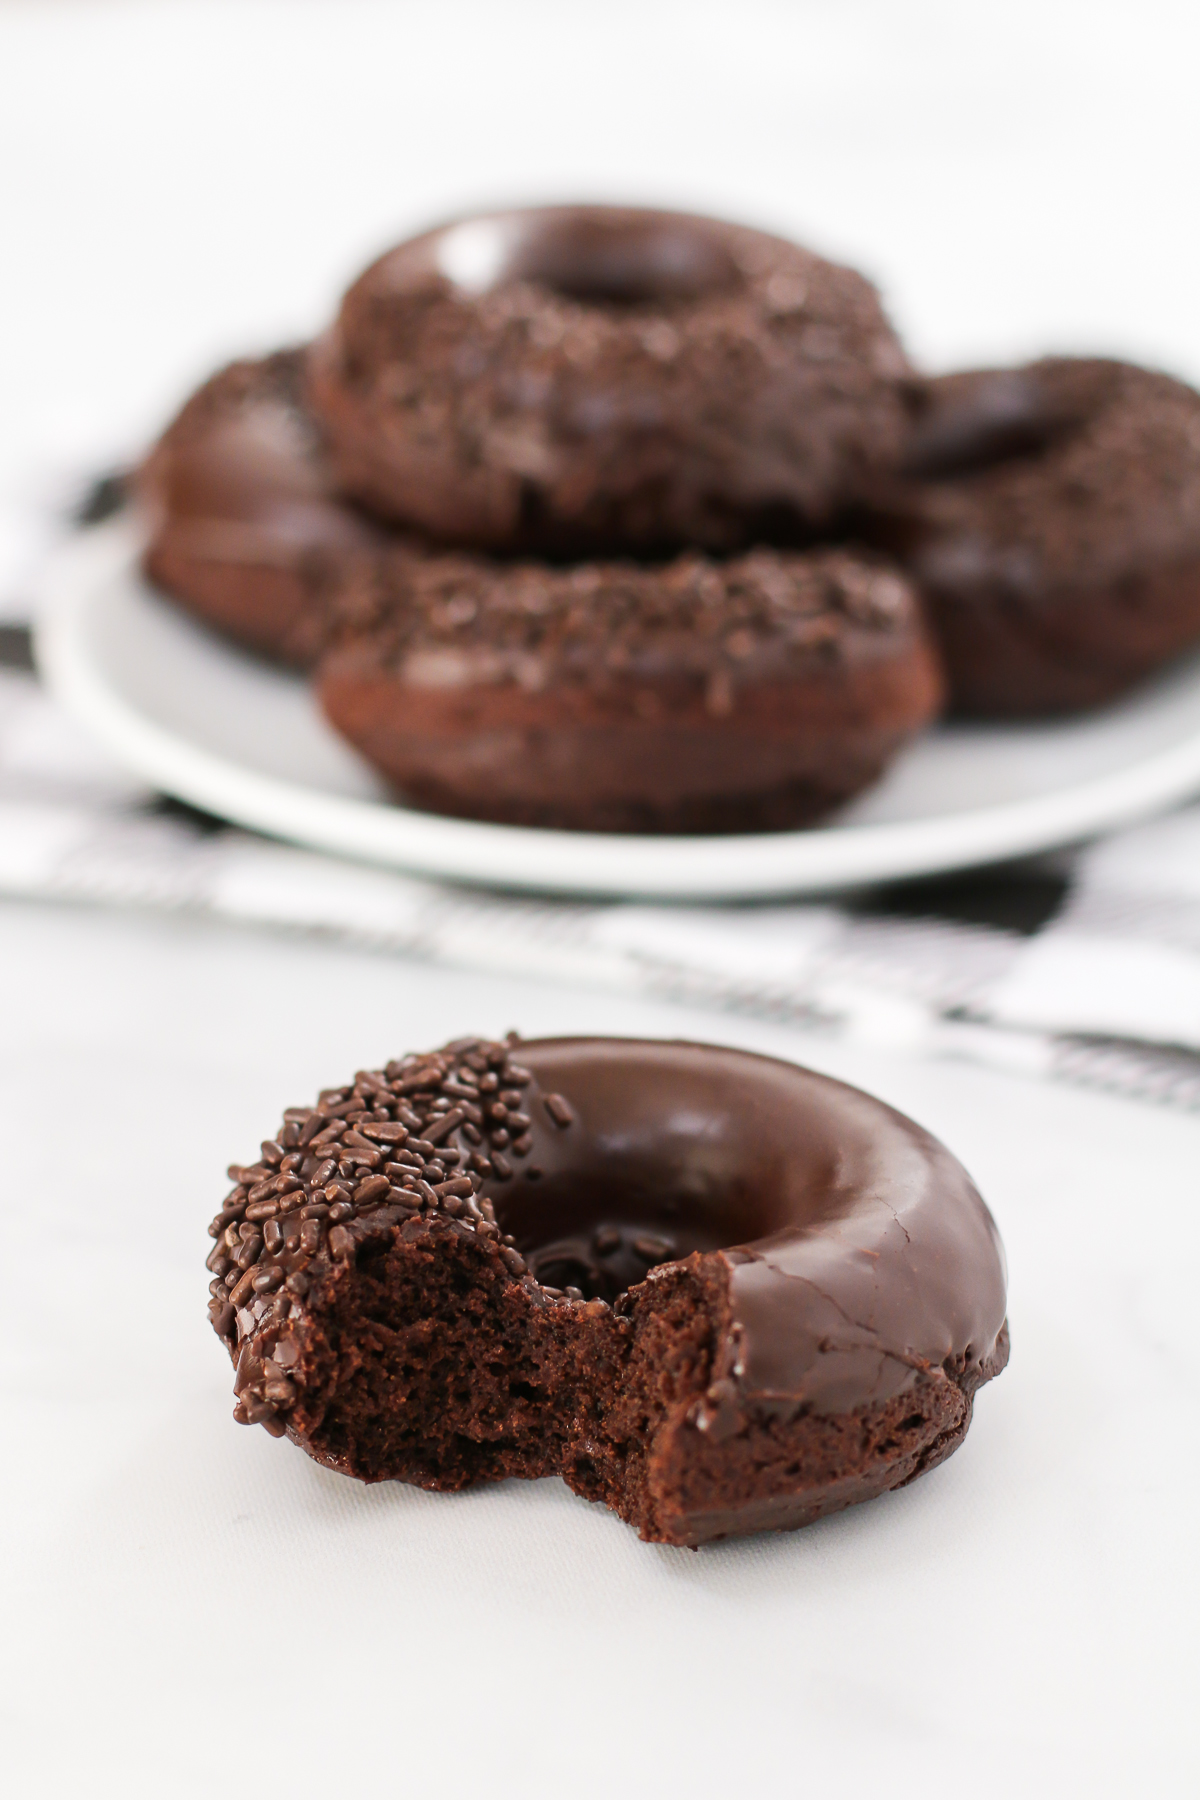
top-left (306, 205), bottom-right (912, 555)
top-left (139, 350), bottom-right (383, 667)
top-left (888, 358), bottom-right (1200, 714)
top-left (317, 545), bottom-right (943, 833)
top-left (205, 1036), bottom-right (1009, 1547)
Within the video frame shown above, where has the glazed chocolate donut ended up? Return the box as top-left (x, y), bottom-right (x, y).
top-left (888, 358), bottom-right (1200, 715)
top-left (205, 1036), bottom-right (1009, 1547)
top-left (306, 205), bottom-right (912, 555)
top-left (317, 545), bottom-right (943, 833)
top-left (139, 350), bottom-right (383, 667)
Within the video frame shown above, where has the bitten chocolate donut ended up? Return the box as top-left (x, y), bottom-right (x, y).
top-left (139, 350), bottom-right (383, 667)
top-left (888, 358), bottom-right (1200, 714)
top-left (205, 1036), bottom-right (1009, 1547)
top-left (317, 545), bottom-right (943, 833)
top-left (306, 205), bottom-right (912, 555)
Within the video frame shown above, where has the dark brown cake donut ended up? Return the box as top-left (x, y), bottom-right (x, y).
top-left (888, 358), bottom-right (1200, 715)
top-left (306, 205), bottom-right (912, 555)
top-left (205, 1036), bottom-right (1009, 1547)
top-left (316, 545), bottom-right (943, 833)
top-left (139, 350), bottom-right (384, 667)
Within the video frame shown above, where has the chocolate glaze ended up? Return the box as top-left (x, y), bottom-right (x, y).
top-left (493, 1040), bottom-right (1008, 1424)
top-left (140, 351), bottom-right (383, 667)
top-left (877, 358), bottom-right (1200, 715)
top-left (307, 205), bottom-right (912, 555)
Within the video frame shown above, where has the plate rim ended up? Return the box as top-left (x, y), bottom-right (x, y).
top-left (34, 515), bottom-right (1200, 901)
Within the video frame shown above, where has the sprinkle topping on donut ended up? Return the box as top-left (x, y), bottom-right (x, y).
top-left (329, 545), bottom-right (920, 683)
top-left (206, 1034), bottom-right (548, 1428)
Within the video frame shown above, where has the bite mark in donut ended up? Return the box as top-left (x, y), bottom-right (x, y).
top-left (206, 1036), bottom-right (1009, 1547)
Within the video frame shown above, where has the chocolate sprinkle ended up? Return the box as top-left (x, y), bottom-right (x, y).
top-left (542, 1093), bottom-right (575, 1129)
top-left (205, 1037), bottom-right (559, 1438)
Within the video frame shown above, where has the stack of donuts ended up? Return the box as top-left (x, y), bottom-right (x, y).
top-left (140, 205), bottom-right (1200, 832)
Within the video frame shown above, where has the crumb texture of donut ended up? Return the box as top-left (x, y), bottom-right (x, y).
top-left (886, 357), bottom-right (1200, 714)
top-left (317, 546), bottom-right (943, 832)
top-left (206, 1036), bottom-right (1009, 1546)
top-left (306, 206), bottom-right (912, 555)
top-left (139, 350), bottom-right (382, 667)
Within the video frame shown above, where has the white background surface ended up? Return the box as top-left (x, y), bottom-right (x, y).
top-left (5, 0), bottom-right (1200, 488)
top-left (3, 3), bottom-right (1200, 1795)
top-left (2, 900), bottom-right (1198, 1798)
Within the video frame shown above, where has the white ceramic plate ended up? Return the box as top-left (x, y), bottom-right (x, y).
top-left (36, 514), bottom-right (1200, 899)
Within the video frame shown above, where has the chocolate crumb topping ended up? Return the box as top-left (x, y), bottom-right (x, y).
top-left (328, 544), bottom-right (917, 679)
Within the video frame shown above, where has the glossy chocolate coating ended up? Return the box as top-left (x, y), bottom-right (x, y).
top-left (307, 205), bottom-right (912, 555)
top-left (492, 1039), bottom-right (1009, 1420)
top-left (140, 351), bottom-right (383, 667)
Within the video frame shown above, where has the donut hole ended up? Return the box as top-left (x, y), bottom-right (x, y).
top-left (437, 211), bottom-right (742, 309)
top-left (510, 215), bottom-right (741, 307)
top-left (497, 1172), bottom-right (728, 1303)
top-left (904, 370), bottom-right (1083, 479)
top-left (491, 1042), bottom-right (845, 1304)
